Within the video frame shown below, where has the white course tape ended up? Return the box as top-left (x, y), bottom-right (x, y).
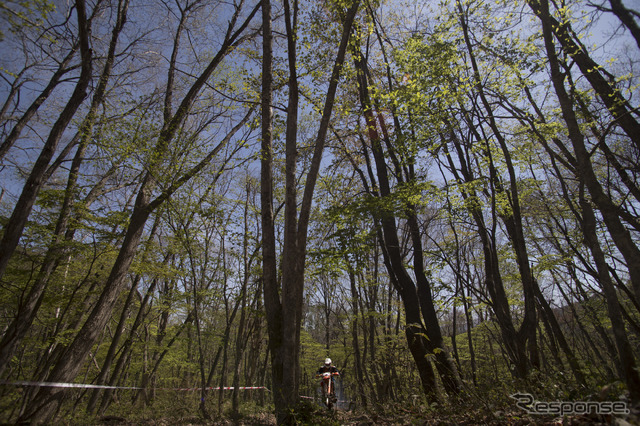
top-left (172, 386), bottom-right (269, 391)
top-left (0, 380), bottom-right (140, 390)
top-left (0, 380), bottom-right (268, 392)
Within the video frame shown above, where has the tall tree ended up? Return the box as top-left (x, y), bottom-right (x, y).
top-left (348, 42), bottom-right (461, 400)
top-left (529, 0), bottom-right (640, 400)
top-left (17, 2), bottom-right (260, 421)
top-left (0, 0), bottom-right (130, 377)
top-left (260, 0), bottom-right (360, 422)
top-left (0, 0), bottom-right (93, 280)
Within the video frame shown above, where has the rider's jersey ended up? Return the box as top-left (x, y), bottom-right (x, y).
top-left (317, 365), bottom-right (340, 375)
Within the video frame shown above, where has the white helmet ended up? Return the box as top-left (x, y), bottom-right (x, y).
top-left (324, 358), bottom-right (331, 365)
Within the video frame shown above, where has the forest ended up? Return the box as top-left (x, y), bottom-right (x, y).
top-left (1, 0), bottom-right (639, 424)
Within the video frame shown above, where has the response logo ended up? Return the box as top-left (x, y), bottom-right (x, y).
top-left (510, 392), bottom-right (629, 416)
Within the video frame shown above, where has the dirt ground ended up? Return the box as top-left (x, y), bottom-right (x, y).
top-left (97, 405), bottom-right (639, 425)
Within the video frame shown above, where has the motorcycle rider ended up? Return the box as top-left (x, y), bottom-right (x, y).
top-left (317, 358), bottom-right (340, 402)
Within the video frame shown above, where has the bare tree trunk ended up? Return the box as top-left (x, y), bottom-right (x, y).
top-left (0, 0), bottom-right (129, 378)
top-left (461, 272), bottom-right (477, 387)
top-left (90, 270), bottom-right (162, 414)
top-left (579, 185), bottom-right (640, 401)
top-left (534, 0), bottom-right (640, 400)
top-left (260, 1), bottom-right (360, 422)
top-left (457, 0), bottom-right (541, 374)
top-left (407, 212), bottom-right (462, 395)
top-left (348, 44), bottom-right (447, 401)
top-left (0, 44), bottom-right (78, 160)
top-left (442, 132), bottom-right (529, 378)
top-left (528, 0), bottom-right (640, 152)
top-left (260, 0), bottom-right (283, 416)
top-left (347, 266), bottom-right (367, 407)
top-left (530, 0), bottom-right (640, 304)
top-left (16, 6), bottom-right (259, 421)
top-left (0, 0), bottom-right (93, 281)
top-left (364, 119), bottom-right (441, 402)
top-left (607, 0), bottom-right (640, 50)
top-left (231, 184), bottom-right (254, 416)
top-left (130, 310), bottom-right (195, 407)
top-left (231, 255), bottom-right (250, 416)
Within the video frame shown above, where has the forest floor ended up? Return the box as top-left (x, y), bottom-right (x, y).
top-left (96, 403), bottom-right (639, 425)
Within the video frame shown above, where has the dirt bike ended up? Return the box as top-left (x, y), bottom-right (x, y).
top-left (317, 372), bottom-right (339, 410)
